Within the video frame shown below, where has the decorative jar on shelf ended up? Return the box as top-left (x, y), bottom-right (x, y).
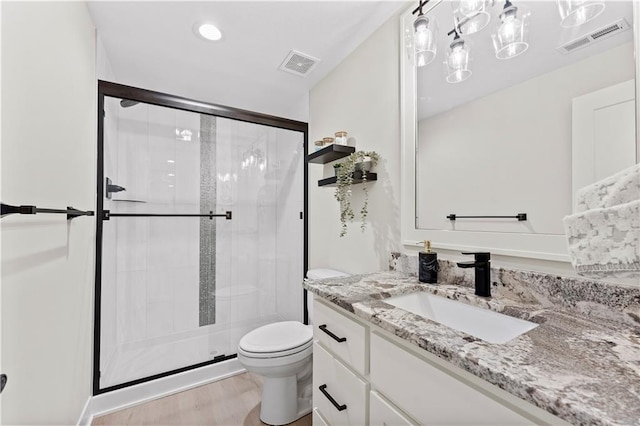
top-left (334, 131), bottom-right (348, 146)
top-left (314, 140), bottom-right (324, 152)
top-left (322, 137), bottom-right (334, 146)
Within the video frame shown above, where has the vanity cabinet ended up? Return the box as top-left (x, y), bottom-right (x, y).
top-left (370, 332), bottom-right (536, 425)
top-left (313, 299), bottom-right (370, 424)
top-left (314, 300), bottom-right (367, 376)
top-left (313, 342), bottom-right (368, 425)
top-left (312, 297), bottom-right (567, 425)
top-left (369, 391), bottom-right (415, 426)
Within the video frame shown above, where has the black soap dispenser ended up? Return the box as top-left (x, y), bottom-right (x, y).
top-left (419, 240), bottom-right (438, 284)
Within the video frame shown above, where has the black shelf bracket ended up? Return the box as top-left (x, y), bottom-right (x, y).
top-left (1, 203), bottom-right (94, 220)
top-left (447, 213), bottom-right (527, 221)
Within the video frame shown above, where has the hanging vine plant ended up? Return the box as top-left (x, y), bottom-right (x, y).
top-left (334, 150), bottom-right (380, 237)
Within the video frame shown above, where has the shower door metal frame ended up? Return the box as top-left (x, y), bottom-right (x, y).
top-left (94, 80), bottom-right (309, 395)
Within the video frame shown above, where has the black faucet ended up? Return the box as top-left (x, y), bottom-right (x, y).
top-left (457, 252), bottom-right (491, 297)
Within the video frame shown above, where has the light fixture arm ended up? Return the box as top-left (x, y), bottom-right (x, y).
top-left (412, 0), bottom-right (431, 16)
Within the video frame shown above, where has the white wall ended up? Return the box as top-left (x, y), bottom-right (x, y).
top-left (308, 12), bottom-right (403, 274)
top-left (1, 2), bottom-right (96, 424)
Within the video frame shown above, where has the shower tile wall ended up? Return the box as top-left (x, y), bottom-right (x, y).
top-left (99, 101), bottom-right (304, 389)
top-left (199, 115), bottom-right (217, 326)
top-left (101, 104), bottom-right (202, 386)
top-left (274, 129), bottom-right (304, 322)
top-left (213, 119), bottom-right (304, 348)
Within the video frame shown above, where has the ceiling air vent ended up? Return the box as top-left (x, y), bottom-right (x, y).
top-left (557, 18), bottom-right (630, 54)
top-left (279, 50), bottom-right (320, 77)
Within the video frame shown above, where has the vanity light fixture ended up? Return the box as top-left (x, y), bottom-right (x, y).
top-left (452, 0), bottom-right (493, 35)
top-left (491, 0), bottom-right (530, 60)
top-left (409, 0), bottom-right (530, 77)
top-left (557, 0), bottom-right (605, 28)
top-left (195, 23), bottom-right (222, 41)
top-left (414, 4), bottom-right (438, 67)
top-left (445, 32), bottom-right (472, 83)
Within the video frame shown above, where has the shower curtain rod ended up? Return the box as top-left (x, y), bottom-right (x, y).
top-left (102, 210), bottom-right (232, 220)
top-left (1, 203), bottom-right (94, 220)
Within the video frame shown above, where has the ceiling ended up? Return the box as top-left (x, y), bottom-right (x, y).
top-left (87, 1), bottom-right (409, 121)
top-left (417, 0), bottom-right (634, 120)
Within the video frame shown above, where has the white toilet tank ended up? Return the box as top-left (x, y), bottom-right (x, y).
top-left (306, 268), bottom-right (349, 325)
top-left (307, 268), bottom-right (349, 280)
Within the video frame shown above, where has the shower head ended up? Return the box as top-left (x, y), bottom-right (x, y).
top-left (120, 99), bottom-right (139, 108)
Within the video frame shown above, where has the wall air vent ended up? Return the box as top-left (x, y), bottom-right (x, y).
top-left (278, 50), bottom-right (320, 77)
top-left (557, 18), bottom-right (630, 54)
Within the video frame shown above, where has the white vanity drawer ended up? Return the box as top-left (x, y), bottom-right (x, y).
top-left (313, 408), bottom-right (330, 426)
top-left (370, 332), bottom-right (536, 425)
top-left (370, 390), bottom-right (416, 426)
top-left (314, 300), bottom-right (367, 375)
top-left (313, 342), bottom-right (368, 425)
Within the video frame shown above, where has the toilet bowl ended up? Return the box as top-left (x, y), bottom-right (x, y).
top-left (238, 269), bottom-right (349, 425)
top-left (237, 321), bottom-right (313, 425)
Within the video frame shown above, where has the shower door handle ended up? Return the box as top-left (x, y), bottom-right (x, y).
top-left (102, 210), bottom-right (232, 220)
top-left (0, 374), bottom-right (7, 394)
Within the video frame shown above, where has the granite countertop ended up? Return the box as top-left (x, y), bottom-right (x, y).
top-left (303, 269), bottom-right (640, 426)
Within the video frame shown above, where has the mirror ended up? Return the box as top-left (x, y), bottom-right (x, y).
top-left (412, 1), bottom-right (637, 240)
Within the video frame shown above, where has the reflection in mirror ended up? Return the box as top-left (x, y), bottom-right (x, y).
top-left (415, 1), bottom-right (637, 237)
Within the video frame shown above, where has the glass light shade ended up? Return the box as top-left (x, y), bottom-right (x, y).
top-left (414, 14), bottom-right (438, 67)
top-left (452, 0), bottom-right (492, 35)
top-left (445, 37), bottom-right (472, 83)
top-left (557, 0), bottom-right (605, 28)
top-left (491, 4), bottom-right (529, 60)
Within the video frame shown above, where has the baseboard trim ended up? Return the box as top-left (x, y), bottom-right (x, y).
top-left (77, 396), bottom-right (93, 426)
top-left (86, 358), bottom-right (245, 421)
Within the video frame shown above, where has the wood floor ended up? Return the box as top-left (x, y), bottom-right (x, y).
top-left (92, 372), bottom-right (312, 426)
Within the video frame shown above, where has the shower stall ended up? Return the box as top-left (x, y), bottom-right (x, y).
top-left (94, 81), bottom-right (308, 393)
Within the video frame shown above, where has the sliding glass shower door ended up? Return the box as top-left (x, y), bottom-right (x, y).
top-left (96, 83), bottom-right (306, 392)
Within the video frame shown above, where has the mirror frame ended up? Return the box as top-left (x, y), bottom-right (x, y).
top-left (400, 1), bottom-right (640, 262)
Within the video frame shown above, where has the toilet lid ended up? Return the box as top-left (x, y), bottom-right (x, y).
top-left (238, 321), bottom-right (313, 354)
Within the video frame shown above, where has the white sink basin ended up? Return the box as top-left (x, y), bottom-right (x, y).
top-left (384, 292), bottom-right (538, 344)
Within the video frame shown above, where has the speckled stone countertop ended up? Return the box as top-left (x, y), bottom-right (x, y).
top-left (304, 259), bottom-right (640, 426)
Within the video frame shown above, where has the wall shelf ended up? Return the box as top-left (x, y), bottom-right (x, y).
top-left (308, 144), bottom-right (355, 164)
top-left (318, 172), bottom-right (377, 187)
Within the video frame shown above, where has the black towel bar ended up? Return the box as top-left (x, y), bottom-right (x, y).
top-left (1, 203), bottom-right (94, 220)
top-left (447, 213), bottom-right (527, 221)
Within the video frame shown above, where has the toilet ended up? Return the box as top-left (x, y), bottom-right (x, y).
top-left (237, 269), bottom-right (348, 425)
top-left (237, 321), bottom-right (313, 425)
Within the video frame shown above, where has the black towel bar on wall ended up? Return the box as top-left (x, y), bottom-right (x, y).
top-left (1, 203), bottom-right (94, 220)
top-left (447, 213), bottom-right (527, 221)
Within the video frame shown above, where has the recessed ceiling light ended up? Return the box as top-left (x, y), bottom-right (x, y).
top-left (196, 23), bottom-right (222, 41)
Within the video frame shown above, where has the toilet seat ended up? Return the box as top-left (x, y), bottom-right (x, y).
top-left (238, 321), bottom-right (313, 359)
top-left (239, 339), bottom-right (312, 359)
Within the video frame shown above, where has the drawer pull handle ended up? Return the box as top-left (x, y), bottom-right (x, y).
top-left (319, 324), bottom-right (347, 343)
top-left (319, 384), bottom-right (347, 411)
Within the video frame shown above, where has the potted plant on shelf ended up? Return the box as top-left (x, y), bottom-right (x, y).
top-left (334, 150), bottom-right (380, 237)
